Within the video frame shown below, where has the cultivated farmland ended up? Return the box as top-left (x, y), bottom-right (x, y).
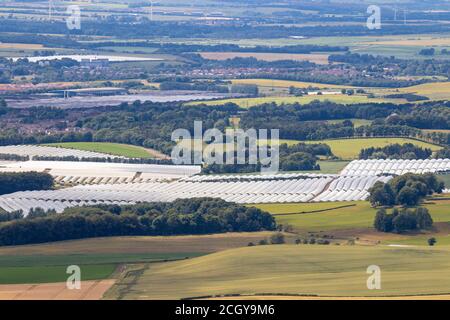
top-left (45, 142), bottom-right (165, 159)
top-left (0, 232), bottom-right (286, 286)
top-left (107, 245), bottom-right (450, 299)
top-left (188, 94), bottom-right (387, 107)
top-left (255, 199), bottom-right (450, 235)
top-left (304, 138), bottom-right (441, 160)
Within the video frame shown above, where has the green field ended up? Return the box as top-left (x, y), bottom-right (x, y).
top-left (254, 200), bottom-right (450, 234)
top-left (304, 138), bottom-right (441, 159)
top-left (256, 201), bottom-right (376, 231)
top-left (0, 252), bottom-right (202, 284)
top-left (312, 160), bottom-right (350, 174)
top-left (45, 142), bottom-right (154, 158)
top-left (383, 234), bottom-right (450, 246)
top-left (260, 137), bottom-right (441, 160)
top-left (107, 245), bottom-right (450, 299)
top-left (189, 95), bottom-right (389, 108)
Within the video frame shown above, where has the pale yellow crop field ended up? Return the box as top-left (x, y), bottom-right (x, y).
top-left (398, 82), bottom-right (450, 100)
top-left (232, 79), bottom-right (357, 89)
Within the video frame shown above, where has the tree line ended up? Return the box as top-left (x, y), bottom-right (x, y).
top-left (0, 198), bottom-right (276, 246)
top-left (0, 172), bottom-right (54, 195)
top-left (359, 143), bottom-right (432, 160)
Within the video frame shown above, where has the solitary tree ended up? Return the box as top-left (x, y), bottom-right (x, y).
top-left (428, 237), bottom-right (437, 246)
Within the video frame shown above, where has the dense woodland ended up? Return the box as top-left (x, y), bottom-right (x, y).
top-left (0, 172), bottom-right (53, 195)
top-left (0, 198), bottom-right (276, 246)
top-left (368, 173), bottom-right (444, 207)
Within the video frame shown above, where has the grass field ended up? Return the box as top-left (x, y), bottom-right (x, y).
top-left (253, 199), bottom-right (450, 248)
top-left (262, 137), bottom-right (441, 160)
top-left (303, 138), bottom-right (442, 159)
top-left (231, 79), bottom-right (357, 89)
top-left (398, 81), bottom-right (450, 100)
top-left (254, 199), bottom-right (450, 235)
top-left (45, 142), bottom-right (157, 158)
top-left (189, 94), bottom-right (388, 108)
top-left (312, 160), bottom-right (349, 174)
top-left (255, 201), bottom-right (376, 231)
top-left (107, 245), bottom-right (450, 299)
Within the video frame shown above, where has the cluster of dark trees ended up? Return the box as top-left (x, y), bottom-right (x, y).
top-left (195, 56), bottom-right (314, 69)
top-left (0, 210), bottom-right (24, 223)
top-left (0, 128), bottom-right (95, 147)
top-left (237, 102), bottom-right (448, 146)
top-left (419, 48), bottom-right (435, 56)
top-left (159, 81), bottom-right (229, 93)
top-left (31, 155), bottom-right (173, 165)
top-left (159, 80), bottom-right (258, 95)
top-left (201, 142), bottom-right (332, 174)
top-left (0, 198), bottom-right (276, 246)
top-left (384, 93), bottom-right (429, 102)
top-left (359, 143), bottom-right (433, 160)
top-left (0, 153), bottom-right (29, 161)
top-left (82, 102), bottom-right (240, 155)
top-left (279, 142), bottom-right (333, 171)
top-left (230, 84), bottom-right (259, 95)
top-left (374, 207), bottom-right (433, 233)
top-left (385, 104), bottom-right (450, 129)
top-left (0, 172), bottom-right (53, 195)
top-left (368, 173), bottom-right (444, 207)
top-left (435, 147), bottom-right (450, 159)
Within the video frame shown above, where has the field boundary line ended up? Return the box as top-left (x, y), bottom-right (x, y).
top-left (271, 204), bottom-right (357, 216)
top-left (183, 292), bottom-right (450, 300)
